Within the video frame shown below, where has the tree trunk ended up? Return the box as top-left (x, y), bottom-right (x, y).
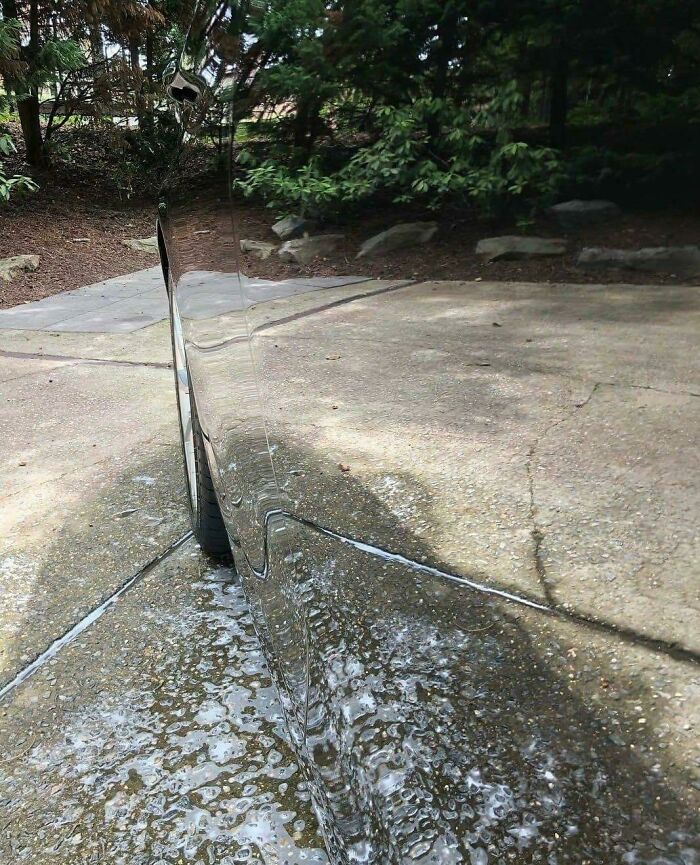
top-left (129, 36), bottom-right (141, 73)
top-left (549, 38), bottom-right (569, 149)
top-left (90, 23), bottom-right (104, 61)
top-left (427, 1), bottom-right (459, 148)
top-left (11, 0), bottom-right (48, 167)
top-left (18, 95), bottom-right (46, 167)
top-left (293, 97), bottom-right (321, 157)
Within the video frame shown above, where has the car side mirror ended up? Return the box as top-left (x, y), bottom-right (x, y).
top-left (167, 70), bottom-right (203, 105)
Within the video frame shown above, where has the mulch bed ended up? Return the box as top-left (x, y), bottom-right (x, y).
top-left (235, 201), bottom-right (700, 287)
top-left (3, 179), bottom-right (699, 310)
top-left (0, 188), bottom-right (158, 309)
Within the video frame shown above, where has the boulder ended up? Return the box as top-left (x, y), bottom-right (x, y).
top-left (0, 254), bottom-right (40, 282)
top-left (357, 222), bottom-right (438, 259)
top-left (278, 234), bottom-right (344, 265)
top-left (272, 214), bottom-right (316, 241)
top-left (476, 236), bottom-right (567, 261)
top-left (548, 199), bottom-right (621, 229)
top-left (240, 239), bottom-right (277, 260)
top-left (577, 245), bottom-right (700, 278)
top-left (123, 236), bottom-right (159, 254)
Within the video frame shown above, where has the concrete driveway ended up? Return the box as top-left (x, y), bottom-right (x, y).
top-left (0, 272), bottom-right (697, 862)
top-left (0, 270), bottom-right (328, 862)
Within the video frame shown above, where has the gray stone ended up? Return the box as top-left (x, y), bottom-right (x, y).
top-left (357, 222), bottom-right (439, 259)
top-left (548, 199), bottom-right (621, 229)
top-left (0, 254), bottom-right (40, 282)
top-left (577, 245), bottom-right (700, 278)
top-left (240, 239), bottom-right (277, 260)
top-left (476, 236), bottom-right (567, 261)
top-left (271, 214), bottom-right (316, 241)
top-left (278, 234), bottom-right (344, 265)
top-left (123, 236), bottom-right (159, 254)
top-left (0, 267), bottom-right (166, 333)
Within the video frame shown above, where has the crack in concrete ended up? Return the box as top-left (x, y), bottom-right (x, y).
top-left (523, 377), bottom-right (698, 662)
top-left (523, 376), bottom-right (697, 605)
top-left (598, 381), bottom-right (700, 399)
top-left (526, 447), bottom-right (556, 606)
top-left (290, 510), bottom-right (700, 666)
top-left (0, 531), bottom-right (194, 701)
top-left (0, 348), bottom-right (171, 370)
top-left (524, 382), bottom-right (602, 605)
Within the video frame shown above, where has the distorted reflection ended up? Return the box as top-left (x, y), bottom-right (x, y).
top-left (156, 1), bottom-right (700, 862)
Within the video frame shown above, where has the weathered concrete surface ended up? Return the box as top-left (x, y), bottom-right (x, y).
top-left (0, 280), bottom-right (327, 863)
top-left (0, 267), bottom-right (166, 332)
top-left (0, 319), bottom-right (173, 365)
top-left (0, 322), bottom-right (186, 684)
top-left (0, 545), bottom-right (327, 864)
top-left (252, 279), bottom-right (700, 654)
top-left (0, 275), bottom-right (698, 862)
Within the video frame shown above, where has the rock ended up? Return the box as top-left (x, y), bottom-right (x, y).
top-left (240, 239), bottom-right (277, 260)
top-left (0, 254), bottom-right (40, 282)
top-left (357, 222), bottom-right (438, 259)
top-left (476, 236), bottom-right (567, 261)
top-left (271, 214), bottom-right (316, 241)
top-left (123, 236), bottom-right (159, 254)
top-left (548, 199), bottom-right (621, 229)
top-left (577, 245), bottom-right (700, 278)
top-left (278, 234), bottom-right (344, 265)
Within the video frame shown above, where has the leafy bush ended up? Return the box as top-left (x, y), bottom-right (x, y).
top-left (234, 90), bottom-right (563, 219)
top-left (0, 132), bottom-right (38, 203)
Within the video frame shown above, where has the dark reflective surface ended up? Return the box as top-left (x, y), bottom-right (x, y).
top-left (158, 3), bottom-right (700, 862)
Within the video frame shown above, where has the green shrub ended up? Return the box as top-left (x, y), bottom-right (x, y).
top-left (234, 91), bottom-right (563, 218)
top-left (0, 132), bottom-right (38, 203)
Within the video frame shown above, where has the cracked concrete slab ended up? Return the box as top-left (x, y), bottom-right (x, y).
top-left (0, 273), bottom-right (697, 862)
top-left (0, 313), bottom-right (187, 684)
top-left (0, 320), bottom-right (173, 365)
top-left (250, 279), bottom-right (699, 652)
top-left (0, 276), bottom-right (328, 863)
top-left (533, 382), bottom-right (699, 646)
top-left (0, 545), bottom-right (328, 864)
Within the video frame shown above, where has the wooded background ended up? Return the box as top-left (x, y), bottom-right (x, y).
top-left (1, 0), bottom-right (699, 216)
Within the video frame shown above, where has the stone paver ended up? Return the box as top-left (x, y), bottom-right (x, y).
top-left (0, 270), bottom-right (369, 333)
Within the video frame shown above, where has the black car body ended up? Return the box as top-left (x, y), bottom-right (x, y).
top-left (157, 3), bottom-right (699, 862)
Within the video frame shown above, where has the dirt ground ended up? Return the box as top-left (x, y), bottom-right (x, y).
top-left (0, 189), bottom-right (157, 309)
top-left (3, 177), bottom-right (700, 310)
top-left (235, 200), bottom-right (700, 286)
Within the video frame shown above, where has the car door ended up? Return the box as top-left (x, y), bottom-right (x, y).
top-left (158, 0), bottom-right (310, 737)
top-left (160, 4), bottom-right (700, 864)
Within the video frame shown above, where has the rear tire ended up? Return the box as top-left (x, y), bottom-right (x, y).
top-left (187, 395), bottom-right (231, 559)
top-left (169, 289), bottom-right (231, 559)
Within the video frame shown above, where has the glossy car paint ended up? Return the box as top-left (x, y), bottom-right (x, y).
top-left (157, 4), bottom-right (699, 863)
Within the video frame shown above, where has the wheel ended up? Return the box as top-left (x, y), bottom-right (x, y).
top-left (170, 290), bottom-right (231, 559)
